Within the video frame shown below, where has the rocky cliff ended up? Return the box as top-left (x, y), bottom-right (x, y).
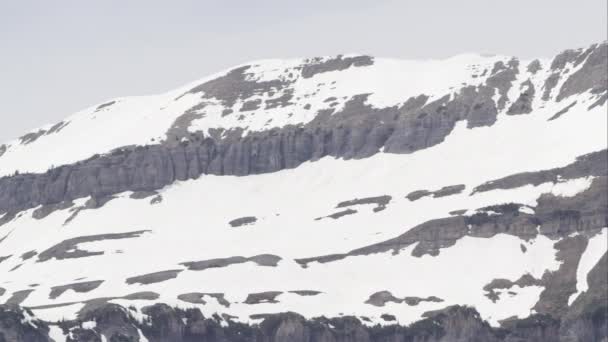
top-left (0, 42), bottom-right (606, 342)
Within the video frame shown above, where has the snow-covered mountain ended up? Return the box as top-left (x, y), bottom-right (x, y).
top-left (0, 42), bottom-right (606, 342)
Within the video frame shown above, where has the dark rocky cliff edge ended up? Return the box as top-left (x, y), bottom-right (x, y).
top-left (0, 42), bottom-right (605, 216)
top-left (1, 300), bottom-right (606, 342)
top-left (0, 44), bottom-right (606, 341)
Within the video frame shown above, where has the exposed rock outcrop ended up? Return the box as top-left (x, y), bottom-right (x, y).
top-left (1, 302), bottom-right (606, 341)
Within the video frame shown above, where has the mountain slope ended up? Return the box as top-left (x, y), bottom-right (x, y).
top-left (0, 42), bottom-right (606, 342)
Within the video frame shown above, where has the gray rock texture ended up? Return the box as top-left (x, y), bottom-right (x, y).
top-left (49, 280), bottom-right (104, 300)
top-left (557, 43), bottom-right (607, 101)
top-left (177, 293), bottom-right (230, 307)
top-left (297, 163), bottom-right (607, 269)
top-left (507, 79), bottom-right (535, 115)
top-left (365, 291), bottom-right (443, 307)
top-left (228, 216), bottom-right (257, 227)
top-left (3, 290), bottom-right (34, 305)
top-left (0, 78), bottom-right (505, 216)
top-left (2, 302), bottom-right (606, 341)
top-left (181, 254), bottom-right (281, 271)
top-left (336, 195), bottom-right (392, 212)
top-left (315, 208), bottom-right (358, 220)
top-left (37, 230), bottom-right (150, 262)
top-left (0, 44), bottom-right (605, 219)
top-left (301, 55), bottom-right (374, 78)
top-left (126, 270), bottom-right (183, 285)
top-left (243, 291), bottom-right (283, 305)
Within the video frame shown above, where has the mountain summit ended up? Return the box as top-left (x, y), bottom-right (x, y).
top-left (0, 42), bottom-right (606, 341)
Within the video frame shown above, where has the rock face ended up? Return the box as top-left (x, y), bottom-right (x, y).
top-left (1, 303), bottom-right (606, 342)
top-left (0, 306), bottom-right (50, 342)
top-left (0, 43), bottom-right (607, 341)
top-left (0, 43), bottom-right (606, 217)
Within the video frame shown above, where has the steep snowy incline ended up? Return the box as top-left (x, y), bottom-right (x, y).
top-left (0, 78), bottom-right (606, 326)
top-left (0, 42), bottom-right (606, 341)
top-left (1, 42), bottom-right (603, 178)
top-left (0, 53), bottom-right (509, 177)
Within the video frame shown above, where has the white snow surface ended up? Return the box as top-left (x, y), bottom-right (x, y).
top-left (0, 52), bottom-right (540, 177)
top-left (568, 228), bottom-right (608, 305)
top-left (0, 47), bottom-right (606, 327)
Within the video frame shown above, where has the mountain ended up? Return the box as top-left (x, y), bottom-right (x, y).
top-left (0, 42), bottom-right (606, 342)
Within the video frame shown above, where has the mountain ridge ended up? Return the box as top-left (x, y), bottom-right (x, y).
top-left (0, 41), bottom-right (606, 341)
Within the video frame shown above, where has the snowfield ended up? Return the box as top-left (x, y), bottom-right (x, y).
top-left (0, 44), bottom-right (606, 331)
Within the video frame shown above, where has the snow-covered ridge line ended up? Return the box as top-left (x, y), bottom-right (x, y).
top-left (0, 76), bottom-right (606, 327)
top-left (0, 42), bottom-right (604, 179)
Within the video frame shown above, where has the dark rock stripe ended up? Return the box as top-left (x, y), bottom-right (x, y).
top-left (0, 82), bottom-right (499, 216)
top-left (49, 280), bottom-right (104, 300)
top-left (296, 175), bottom-right (607, 267)
top-left (243, 291), bottom-right (282, 304)
top-left (126, 270), bottom-right (182, 285)
top-left (177, 293), bottom-right (230, 307)
top-left (472, 149), bottom-right (606, 194)
top-left (4, 302), bottom-right (606, 342)
top-left (0, 45), bottom-right (605, 222)
top-left (365, 290), bottom-right (443, 307)
top-left (228, 216), bottom-right (257, 227)
top-left (4, 290), bottom-right (34, 305)
top-left (336, 195), bottom-right (391, 212)
top-left (406, 184), bottom-right (465, 201)
top-left (37, 230), bottom-right (150, 262)
top-left (181, 254), bottom-right (281, 271)
top-left (548, 101), bottom-right (577, 121)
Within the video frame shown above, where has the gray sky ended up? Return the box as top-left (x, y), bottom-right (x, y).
top-left (1, 0), bottom-right (606, 142)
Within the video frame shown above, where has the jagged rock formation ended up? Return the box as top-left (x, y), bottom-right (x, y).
top-left (0, 43), bottom-right (605, 217)
top-left (0, 302), bottom-right (607, 342)
top-left (0, 42), bottom-right (606, 341)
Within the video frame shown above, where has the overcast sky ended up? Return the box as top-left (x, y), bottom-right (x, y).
top-left (1, 0), bottom-right (606, 141)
